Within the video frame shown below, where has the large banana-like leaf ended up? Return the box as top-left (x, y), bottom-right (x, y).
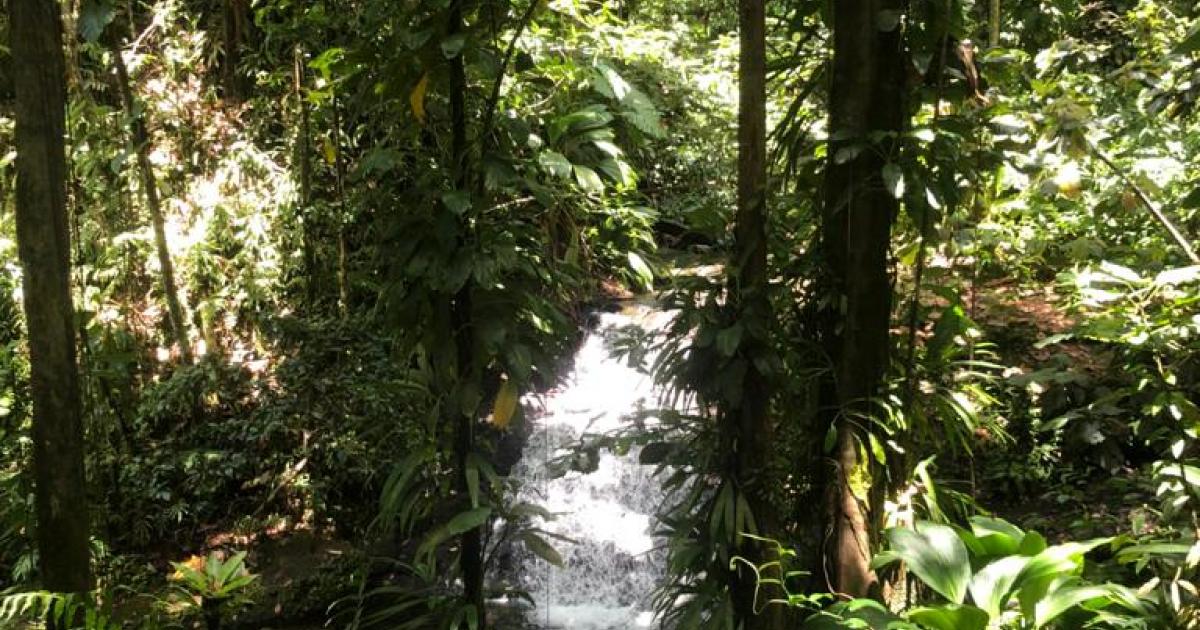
top-left (968, 555), bottom-right (1030, 619)
top-left (884, 522), bottom-right (972, 604)
top-left (907, 604), bottom-right (989, 630)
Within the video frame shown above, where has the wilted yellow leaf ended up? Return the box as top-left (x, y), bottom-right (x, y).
top-left (491, 379), bottom-right (519, 430)
top-left (322, 136), bottom-right (337, 165)
top-left (410, 73), bottom-right (429, 124)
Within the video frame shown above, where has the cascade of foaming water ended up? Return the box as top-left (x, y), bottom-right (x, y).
top-left (506, 303), bottom-right (675, 629)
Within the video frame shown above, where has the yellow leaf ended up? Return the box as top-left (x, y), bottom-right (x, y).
top-left (491, 379), bottom-right (519, 430)
top-left (410, 73), bottom-right (429, 124)
top-left (322, 136), bottom-right (337, 165)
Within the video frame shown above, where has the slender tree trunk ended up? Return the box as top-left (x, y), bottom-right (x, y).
top-left (62, 0), bottom-right (82, 90)
top-left (331, 92), bottom-right (350, 316)
top-left (110, 40), bottom-right (193, 364)
top-left (989, 0), bottom-right (1000, 48)
top-left (10, 0), bottom-right (92, 593)
top-left (729, 0), bottom-right (783, 627)
top-left (293, 46), bottom-right (317, 305)
top-left (821, 0), bottom-right (907, 599)
top-left (447, 2), bottom-right (485, 624)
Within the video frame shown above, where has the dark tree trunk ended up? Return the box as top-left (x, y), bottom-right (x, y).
top-left (293, 46), bottom-right (317, 305)
top-left (820, 0), bottom-right (908, 599)
top-left (447, 1), bottom-right (485, 624)
top-left (729, 1), bottom-right (783, 628)
top-left (10, 0), bottom-right (92, 593)
top-left (111, 39), bottom-right (193, 364)
top-left (221, 0), bottom-right (249, 103)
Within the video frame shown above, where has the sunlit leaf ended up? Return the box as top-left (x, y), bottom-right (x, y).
top-left (906, 604), bottom-right (988, 630)
top-left (883, 163), bottom-right (905, 199)
top-left (882, 522), bottom-right (971, 603)
top-left (538, 151), bottom-right (572, 179)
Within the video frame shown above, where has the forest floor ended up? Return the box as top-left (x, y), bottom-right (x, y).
top-left (967, 279), bottom-right (1157, 545)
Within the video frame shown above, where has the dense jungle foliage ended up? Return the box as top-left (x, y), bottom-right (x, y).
top-left (3, 0), bottom-right (1200, 628)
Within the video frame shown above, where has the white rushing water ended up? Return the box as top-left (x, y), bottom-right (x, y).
top-left (506, 302), bottom-right (675, 629)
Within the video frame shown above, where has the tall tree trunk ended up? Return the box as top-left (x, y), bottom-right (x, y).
top-left (989, 0), bottom-right (1000, 48)
top-left (821, 0), bottom-right (907, 599)
top-left (447, 2), bottom-right (485, 624)
top-left (10, 0), bottom-right (92, 593)
top-left (729, 1), bottom-right (783, 627)
top-left (293, 46), bottom-right (317, 305)
top-left (110, 40), bottom-right (193, 364)
top-left (221, 0), bottom-right (248, 103)
top-left (331, 92), bottom-right (350, 317)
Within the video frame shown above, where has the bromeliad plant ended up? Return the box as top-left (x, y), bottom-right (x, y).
top-left (805, 517), bottom-right (1150, 629)
top-left (169, 551), bottom-right (258, 630)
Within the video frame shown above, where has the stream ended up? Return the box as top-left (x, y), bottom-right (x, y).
top-left (503, 301), bottom-right (676, 629)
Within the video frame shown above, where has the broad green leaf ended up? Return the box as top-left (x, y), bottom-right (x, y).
top-left (521, 531), bottom-right (565, 567)
top-left (79, 0), bottom-right (115, 43)
top-left (418, 507), bottom-right (492, 560)
top-left (216, 551), bottom-right (248, 585)
top-left (1016, 538), bottom-right (1110, 620)
top-left (592, 139), bottom-right (623, 158)
top-left (573, 165), bottom-right (605, 194)
top-left (592, 62), bottom-right (632, 101)
top-left (1017, 531), bottom-right (1048, 556)
top-left (885, 522), bottom-right (971, 603)
top-left (968, 555), bottom-right (1030, 618)
top-left (1034, 581), bottom-right (1142, 627)
top-left (906, 604), bottom-right (988, 630)
top-left (967, 516), bottom-right (1025, 558)
top-left (619, 91), bottom-right (666, 138)
top-left (1115, 543), bottom-right (1190, 564)
top-left (538, 151), bottom-right (572, 179)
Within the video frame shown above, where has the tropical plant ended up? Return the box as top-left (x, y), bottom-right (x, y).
top-left (821, 518), bottom-right (1154, 629)
top-left (169, 550), bottom-right (258, 629)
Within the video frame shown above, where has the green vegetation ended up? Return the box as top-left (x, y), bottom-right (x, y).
top-left (2, 0), bottom-right (1200, 628)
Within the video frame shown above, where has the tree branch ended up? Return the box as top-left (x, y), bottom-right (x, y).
top-left (1088, 141), bottom-right (1200, 265)
top-left (479, 0), bottom-right (541, 149)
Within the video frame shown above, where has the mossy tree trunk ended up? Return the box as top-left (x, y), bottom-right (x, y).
top-left (728, 1), bottom-right (784, 627)
top-left (820, 0), bottom-right (908, 599)
top-left (10, 0), bottom-right (92, 594)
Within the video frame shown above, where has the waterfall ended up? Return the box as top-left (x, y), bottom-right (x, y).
top-left (504, 302), bottom-right (675, 629)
